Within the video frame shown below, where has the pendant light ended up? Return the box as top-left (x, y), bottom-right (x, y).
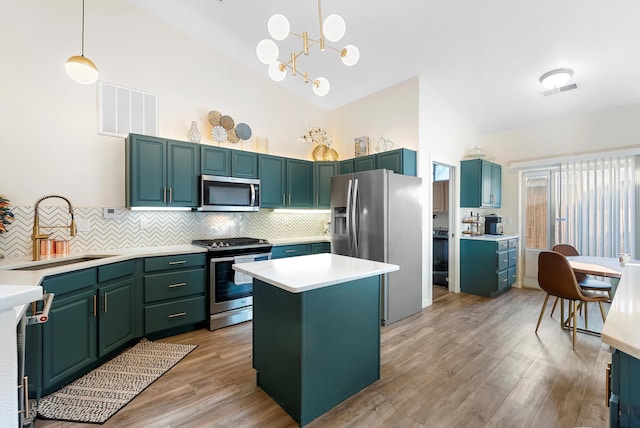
top-left (65, 0), bottom-right (99, 85)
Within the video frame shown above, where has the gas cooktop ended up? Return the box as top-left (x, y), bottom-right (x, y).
top-left (191, 237), bottom-right (272, 251)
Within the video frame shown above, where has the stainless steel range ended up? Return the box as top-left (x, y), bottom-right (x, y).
top-left (192, 237), bottom-right (272, 330)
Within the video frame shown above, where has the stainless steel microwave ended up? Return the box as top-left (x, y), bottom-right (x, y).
top-left (199, 175), bottom-right (260, 212)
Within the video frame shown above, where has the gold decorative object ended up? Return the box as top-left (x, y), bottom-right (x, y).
top-left (323, 148), bottom-right (338, 161)
top-left (256, 0), bottom-right (360, 96)
top-left (220, 115), bottom-right (235, 130)
top-left (207, 110), bottom-right (222, 126)
top-left (312, 144), bottom-right (328, 161)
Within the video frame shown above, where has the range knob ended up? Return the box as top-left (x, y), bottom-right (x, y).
top-left (210, 242), bottom-right (218, 248)
top-left (224, 242), bottom-right (230, 247)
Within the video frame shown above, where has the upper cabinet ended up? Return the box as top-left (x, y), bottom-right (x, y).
top-left (126, 134), bottom-right (199, 208)
top-left (258, 155), bottom-right (313, 209)
top-left (201, 146), bottom-right (258, 179)
top-left (461, 159), bottom-right (501, 208)
top-left (286, 159), bottom-right (314, 208)
top-left (377, 149), bottom-right (417, 176)
top-left (433, 180), bottom-right (449, 213)
top-left (314, 162), bottom-right (337, 208)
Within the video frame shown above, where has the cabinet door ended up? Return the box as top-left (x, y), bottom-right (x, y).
top-left (354, 155), bottom-right (376, 172)
top-left (481, 160), bottom-right (493, 207)
top-left (376, 148), bottom-right (417, 176)
top-left (287, 159), bottom-right (313, 208)
top-left (42, 289), bottom-right (97, 391)
top-left (433, 181), bottom-right (445, 213)
top-left (167, 140), bottom-right (199, 207)
top-left (258, 155), bottom-right (287, 208)
top-left (231, 150), bottom-right (258, 178)
top-left (127, 134), bottom-right (166, 207)
top-left (98, 277), bottom-right (135, 357)
top-left (491, 163), bottom-right (502, 207)
top-left (314, 162), bottom-right (337, 208)
top-left (201, 146), bottom-right (231, 176)
top-left (339, 159), bottom-right (354, 175)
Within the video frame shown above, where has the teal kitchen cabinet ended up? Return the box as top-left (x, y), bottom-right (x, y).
top-left (609, 349), bottom-right (640, 427)
top-left (231, 150), bottom-right (258, 178)
top-left (201, 145), bottom-right (231, 176)
top-left (311, 242), bottom-right (331, 254)
top-left (143, 253), bottom-right (207, 336)
top-left (460, 237), bottom-right (517, 297)
top-left (272, 244), bottom-right (313, 259)
top-left (97, 261), bottom-right (136, 357)
top-left (258, 155), bottom-right (313, 208)
top-left (339, 159), bottom-right (354, 175)
top-left (127, 134), bottom-right (200, 208)
top-left (354, 154), bottom-right (376, 172)
top-left (460, 159), bottom-right (502, 208)
top-left (376, 148), bottom-right (417, 176)
top-left (314, 162), bottom-right (337, 208)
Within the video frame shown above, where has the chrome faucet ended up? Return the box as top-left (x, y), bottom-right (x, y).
top-left (32, 195), bottom-right (77, 261)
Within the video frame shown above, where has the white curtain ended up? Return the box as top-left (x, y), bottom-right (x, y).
top-left (556, 156), bottom-right (635, 257)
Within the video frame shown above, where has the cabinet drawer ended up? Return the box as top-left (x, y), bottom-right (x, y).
top-left (508, 267), bottom-right (517, 285)
top-left (497, 270), bottom-right (509, 291)
top-left (508, 238), bottom-right (518, 248)
top-left (272, 244), bottom-right (312, 259)
top-left (311, 242), bottom-right (331, 254)
top-left (144, 253), bottom-right (205, 273)
top-left (497, 251), bottom-right (509, 272)
top-left (508, 248), bottom-right (517, 268)
top-left (98, 260), bottom-right (134, 283)
top-left (144, 268), bottom-right (206, 303)
top-left (42, 268), bottom-right (96, 295)
top-left (145, 296), bottom-right (206, 334)
top-left (497, 240), bottom-right (509, 251)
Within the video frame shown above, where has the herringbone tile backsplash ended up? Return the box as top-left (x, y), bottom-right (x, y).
top-left (0, 206), bottom-right (329, 258)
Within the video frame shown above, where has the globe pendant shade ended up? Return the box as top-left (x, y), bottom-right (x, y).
top-left (268, 14), bottom-right (290, 40)
top-left (341, 45), bottom-right (360, 66)
top-left (256, 39), bottom-right (279, 65)
top-left (65, 55), bottom-right (99, 85)
top-left (312, 77), bottom-right (330, 96)
top-left (323, 14), bottom-right (346, 42)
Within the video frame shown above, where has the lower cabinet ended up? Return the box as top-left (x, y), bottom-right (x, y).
top-left (460, 237), bottom-right (518, 297)
top-left (272, 242), bottom-right (331, 259)
top-left (143, 253), bottom-right (207, 335)
top-left (609, 349), bottom-right (640, 427)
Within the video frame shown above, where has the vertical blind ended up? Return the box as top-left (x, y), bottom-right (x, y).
top-left (556, 156), bottom-right (635, 257)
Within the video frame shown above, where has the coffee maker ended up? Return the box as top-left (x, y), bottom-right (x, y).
top-left (485, 214), bottom-right (503, 235)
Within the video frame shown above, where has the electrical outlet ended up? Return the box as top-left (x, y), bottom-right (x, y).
top-left (103, 207), bottom-right (118, 219)
top-left (139, 217), bottom-right (150, 230)
top-left (75, 218), bottom-right (91, 232)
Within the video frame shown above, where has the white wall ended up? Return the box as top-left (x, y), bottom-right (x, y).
top-left (0, 0), bottom-right (328, 207)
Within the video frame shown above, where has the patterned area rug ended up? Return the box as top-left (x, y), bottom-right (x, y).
top-left (36, 338), bottom-right (197, 424)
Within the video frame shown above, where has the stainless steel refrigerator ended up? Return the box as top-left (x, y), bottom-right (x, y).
top-left (331, 169), bottom-right (423, 325)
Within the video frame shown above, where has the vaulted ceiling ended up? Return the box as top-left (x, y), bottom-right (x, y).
top-left (129, 0), bottom-right (640, 133)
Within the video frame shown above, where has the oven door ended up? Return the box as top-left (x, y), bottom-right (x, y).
top-left (209, 252), bottom-right (271, 314)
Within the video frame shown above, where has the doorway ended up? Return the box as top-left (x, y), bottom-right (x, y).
top-left (431, 162), bottom-right (454, 300)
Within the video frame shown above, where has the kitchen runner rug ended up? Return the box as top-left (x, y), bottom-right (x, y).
top-left (36, 338), bottom-right (197, 424)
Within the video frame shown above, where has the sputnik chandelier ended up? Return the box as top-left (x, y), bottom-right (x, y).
top-left (255, 0), bottom-right (360, 96)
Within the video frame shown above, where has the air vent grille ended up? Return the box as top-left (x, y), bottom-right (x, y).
top-left (541, 83), bottom-right (578, 97)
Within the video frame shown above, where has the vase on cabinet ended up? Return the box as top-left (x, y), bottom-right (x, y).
top-left (187, 121), bottom-right (201, 143)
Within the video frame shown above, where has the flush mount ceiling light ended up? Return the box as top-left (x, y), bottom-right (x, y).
top-left (256, 0), bottom-right (360, 96)
top-left (539, 68), bottom-right (573, 89)
top-left (65, 0), bottom-right (99, 85)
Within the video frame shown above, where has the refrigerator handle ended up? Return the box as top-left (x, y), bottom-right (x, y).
top-left (346, 179), bottom-right (353, 254)
top-left (352, 178), bottom-right (359, 257)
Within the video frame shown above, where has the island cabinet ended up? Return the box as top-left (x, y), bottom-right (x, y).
top-left (29, 261), bottom-right (135, 397)
top-left (258, 155), bottom-right (313, 208)
top-left (609, 349), bottom-right (640, 427)
top-left (461, 158), bottom-right (502, 208)
top-left (460, 237), bottom-right (518, 297)
top-left (143, 253), bottom-right (207, 336)
top-left (126, 133), bottom-right (200, 208)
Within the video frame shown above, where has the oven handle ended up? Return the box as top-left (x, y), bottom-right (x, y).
top-left (210, 252), bottom-right (273, 263)
top-left (250, 184), bottom-right (256, 207)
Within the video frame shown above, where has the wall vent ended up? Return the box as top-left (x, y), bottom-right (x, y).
top-left (98, 82), bottom-right (158, 137)
top-left (540, 83), bottom-right (578, 97)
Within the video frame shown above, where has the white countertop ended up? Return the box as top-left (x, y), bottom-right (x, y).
top-left (0, 285), bottom-right (42, 324)
top-left (460, 234), bottom-right (519, 241)
top-left (233, 253), bottom-right (398, 293)
top-left (601, 263), bottom-right (640, 360)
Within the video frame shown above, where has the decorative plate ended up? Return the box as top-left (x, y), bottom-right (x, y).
top-left (211, 125), bottom-right (228, 143)
top-left (220, 115), bottom-right (235, 130)
top-left (227, 128), bottom-right (240, 143)
top-left (235, 123), bottom-right (252, 140)
top-left (207, 110), bottom-right (222, 126)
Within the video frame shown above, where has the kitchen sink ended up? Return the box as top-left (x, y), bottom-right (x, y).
top-left (10, 255), bottom-right (115, 271)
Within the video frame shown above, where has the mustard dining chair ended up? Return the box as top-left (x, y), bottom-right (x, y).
top-left (535, 251), bottom-right (609, 350)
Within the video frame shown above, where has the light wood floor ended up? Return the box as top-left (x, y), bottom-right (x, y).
top-left (35, 286), bottom-right (611, 428)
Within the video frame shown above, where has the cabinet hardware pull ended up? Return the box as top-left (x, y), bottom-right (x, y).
top-left (169, 187), bottom-right (173, 203)
top-left (288, 194), bottom-right (291, 205)
top-left (93, 295), bottom-right (97, 317)
top-left (282, 194), bottom-right (285, 205)
top-left (168, 312), bottom-right (187, 319)
top-left (163, 187), bottom-right (167, 203)
top-left (18, 376), bottom-right (29, 416)
top-left (169, 282), bottom-right (187, 288)
top-left (285, 250), bottom-right (296, 253)
top-left (168, 260), bottom-right (187, 265)
top-left (104, 292), bottom-right (108, 313)
top-left (606, 362), bottom-right (611, 407)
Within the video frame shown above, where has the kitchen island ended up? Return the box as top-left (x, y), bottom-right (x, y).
top-left (233, 253), bottom-right (399, 427)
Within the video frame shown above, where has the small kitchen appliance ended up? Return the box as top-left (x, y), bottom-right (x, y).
top-left (484, 214), bottom-right (503, 235)
top-left (198, 175), bottom-right (260, 212)
top-left (192, 237), bottom-right (272, 330)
